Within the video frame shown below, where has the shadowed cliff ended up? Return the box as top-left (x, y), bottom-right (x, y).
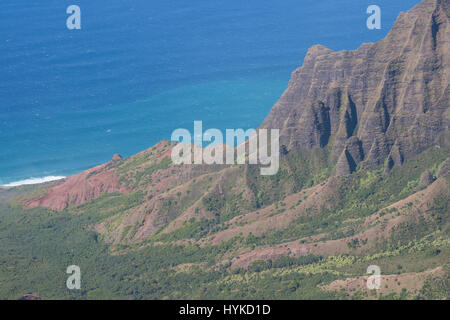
top-left (262, 0), bottom-right (449, 175)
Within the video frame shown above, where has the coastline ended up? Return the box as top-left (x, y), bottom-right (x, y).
top-left (0, 176), bottom-right (66, 188)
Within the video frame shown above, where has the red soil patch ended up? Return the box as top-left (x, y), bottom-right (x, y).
top-left (23, 158), bottom-right (129, 211)
top-left (229, 177), bottom-right (448, 269)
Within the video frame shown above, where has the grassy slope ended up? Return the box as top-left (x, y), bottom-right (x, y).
top-left (0, 146), bottom-right (448, 299)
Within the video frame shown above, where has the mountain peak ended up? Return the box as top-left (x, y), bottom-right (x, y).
top-left (262, 0), bottom-right (449, 174)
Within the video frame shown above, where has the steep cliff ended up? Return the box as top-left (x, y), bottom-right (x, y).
top-left (262, 0), bottom-right (449, 174)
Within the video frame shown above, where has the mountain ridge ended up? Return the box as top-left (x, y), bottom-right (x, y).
top-left (262, 0), bottom-right (449, 174)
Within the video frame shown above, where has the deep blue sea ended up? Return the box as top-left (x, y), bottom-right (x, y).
top-left (0, 0), bottom-right (420, 185)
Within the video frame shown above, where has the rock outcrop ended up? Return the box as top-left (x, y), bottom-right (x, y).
top-left (111, 154), bottom-right (123, 162)
top-left (437, 156), bottom-right (450, 177)
top-left (262, 0), bottom-right (449, 174)
top-left (418, 169), bottom-right (435, 189)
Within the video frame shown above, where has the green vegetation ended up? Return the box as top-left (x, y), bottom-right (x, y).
top-left (230, 147), bottom-right (450, 248)
top-left (0, 147), bottom-right (448, 300)
top-left (117, 155), bottom-right (172, 188)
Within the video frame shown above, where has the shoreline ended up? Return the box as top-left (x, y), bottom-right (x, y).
top-left (0, 176), bottom-right (66, 188)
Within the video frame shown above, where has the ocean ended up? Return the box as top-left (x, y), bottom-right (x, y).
top-left (0, 0), bottom-right (420, 185)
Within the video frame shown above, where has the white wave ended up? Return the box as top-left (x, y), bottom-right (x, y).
top-left (1, 176), bottom-right (66, 187)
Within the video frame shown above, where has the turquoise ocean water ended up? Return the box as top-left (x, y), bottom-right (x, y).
top-left (0, 0), bottom-right (420, 185)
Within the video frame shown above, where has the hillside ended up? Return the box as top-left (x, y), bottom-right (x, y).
top-left (0, 0), bottom-right (448, 300)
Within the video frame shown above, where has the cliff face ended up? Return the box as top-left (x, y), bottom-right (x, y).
top-left (262, 0), bottom-right (449, 175)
